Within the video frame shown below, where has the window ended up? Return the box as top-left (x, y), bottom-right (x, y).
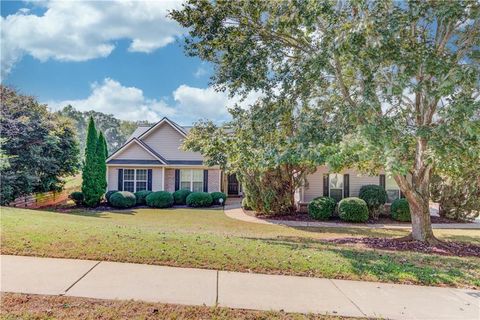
top-left (123, 169), bottom-right (135, 192)
top-left (179, 169), bottom-right (204, 192)
top-left (386, 176), bottom-right (400, 203)
top-left (180, 170), bottom-right (191, 190)
top-left (123, 169), bottom-right (148, 193)
top-left (192, 170), bottom-right (203, 192)
top-left (329, 173), bottom-right (343, 203)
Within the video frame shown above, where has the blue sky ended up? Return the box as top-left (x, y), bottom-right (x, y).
top-left (1, 1), bottom-right (259, 124)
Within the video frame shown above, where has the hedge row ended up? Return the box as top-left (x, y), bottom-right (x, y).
top-left (307, 196), bottom-right (411, 223)
top-left (70, 190), bottom-right (227, 209)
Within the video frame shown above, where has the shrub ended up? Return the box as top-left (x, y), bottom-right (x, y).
top-left (308, 196), bottom-right (336, 220)
top-left (338, 197), bottom-right (369, 222)
top-left (134, 190), bottom-right (152, 205)
top-left (146, 191), bottom-right (174, 208)
top-left (186, 192), bottom-right (213, 207)
top-left (391, 198), bottom-right (411, 222)
top-left (359, 185), bottom-right (388, 220)
top-left (105, 190), bottom-right (118, 204)
top-left (173, 189), bottom-right (192, 205)
top-left (211, 192), bottom-right (227, 205)
top-left (109, 191), bottom-right (136, 208)
top-left (242, 197), bottom-right (252, 210)
top-left (69, 191), bottom-right (84, 206)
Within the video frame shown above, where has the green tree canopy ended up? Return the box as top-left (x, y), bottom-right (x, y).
top-left (82, 117), bottom-right (99, 207)
top-left (0, 86), bottom-right (80, 204)
top-left (172, 0), bottom-right (480, 242)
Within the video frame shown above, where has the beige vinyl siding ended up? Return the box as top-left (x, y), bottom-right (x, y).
top-left (207, 169), bottom-right (221, 192)
top-left (107, 166), bottom-right (163, 191)
top-left (303, 166), bottom-right (328, 202)
top-left (107, 166), bottom-right (119, 191)
top-left (113, 142), bottom-right (156, 160)
top-left (141, 123), bottom-right (203, 161)
top-left (303, 166), bottom-right (382, 202)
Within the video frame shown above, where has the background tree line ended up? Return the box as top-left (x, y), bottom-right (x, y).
top-left (57, 105), bottom-right (153, 157)
top-left (0, 87), bottom-right (145, 205)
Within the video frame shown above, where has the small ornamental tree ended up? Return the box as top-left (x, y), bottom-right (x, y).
top-left (82, 117), bottom-right (99, 207)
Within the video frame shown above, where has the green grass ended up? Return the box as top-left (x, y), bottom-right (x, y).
top-left (1, 206), bottom-right (479, 288)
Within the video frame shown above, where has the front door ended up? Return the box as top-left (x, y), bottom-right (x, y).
top-left (228, 174), bottom-right (239, 195)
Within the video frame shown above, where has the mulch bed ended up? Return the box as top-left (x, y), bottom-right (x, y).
top-left (251, 211), bottom-right (471, 225)
top-left (323, 237), bottom-right (480, 257)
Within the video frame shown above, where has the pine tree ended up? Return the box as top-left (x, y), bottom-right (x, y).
top-left (82, 117), bottom-right (99, 206)
top-left (96, 131), bottom-right (107, 198)
top-left (103, 134), bottom-right (108, 159)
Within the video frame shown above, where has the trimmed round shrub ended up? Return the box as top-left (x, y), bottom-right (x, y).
top-left (338, 197), bottom-right (369, 222)
top-left (308, 196), bottom-right (336, 220)
top-left (105, 190), bottom-right (118, 205)
top-left (69, 191), bottom-right (84, 206)
top-left (391, 198), bottom-right (411, 222)
top-left (146, 191), bottom-right (174, 208)
top-left (242, 197), bottom-right (252, 210)
top-left (211, 192), bottom-right (227, 205)
top-left (359, 185), bottom-right (388, 219)
top-left (109, 191), bottom-right (136, 208)
top-left (134, 190), bottom-right (152, 205)
top-left (186, 192), bottom-right (213, 207)
top-left (173, 189), bottom-right (192, 205)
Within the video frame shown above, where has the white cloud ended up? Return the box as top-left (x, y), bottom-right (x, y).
top-left (173, 85), bottom-right (263, 123)
top-left (1, 0), bottom-right (183, 77)
top-left (47, 78), bottom-right (176, 122)
top-left (47, 79), bottom-right (263, 124)
top-left (193, 65), bottom-right (208, 78)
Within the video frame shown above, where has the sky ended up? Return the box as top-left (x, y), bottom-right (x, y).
top-left (0, 0), bottom-right (260, 125)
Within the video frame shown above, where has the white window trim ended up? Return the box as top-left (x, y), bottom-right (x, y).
top-left (385, 176), bottom-right (401, 203)
top-left (123, 168), bottom-right (148, 193)
top-left (180, 169), bottom-right (204, 192)
top-left (328, 173), bottom-right (344, 199)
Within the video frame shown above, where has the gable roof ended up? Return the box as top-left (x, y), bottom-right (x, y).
top-left (127, 126), bottom-right (150, 140)
top-left (106, 138), bottom-right (168, 165)
top-left (137, 117), bottom-right (187, 140)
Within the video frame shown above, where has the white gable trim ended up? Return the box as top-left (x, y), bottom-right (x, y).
top-left (137, 117), bottom-right (187, 140)
top-left (106, 138), bottom-right (167, 164)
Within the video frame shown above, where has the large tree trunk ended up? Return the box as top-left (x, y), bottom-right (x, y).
top-left (394, 138), bottom-right (438, 243)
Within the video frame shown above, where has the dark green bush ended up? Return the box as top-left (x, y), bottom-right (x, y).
top-left (69, 191), bottom-right (84, 206)
top-left (391, 198), bottom-right (411, 222)
top-left (146, 191), bottom-right (174, 208)
top-left (109, 191), bottom-right (136, 208)
top-left (308, 196), bottom-right (336, 220)
top-left (211, 192), bottom-right (227, 205)
top-left (338, 197), bottom-right (369, 222)
top-left (242, 197), bottom-right (252, 210)
top-left (173, 189), bottom-right (192, 205)
top-left (105, 190), bottom-right (118, 204)
top-left (134, 190), bottom-right (152, 205)
top-left (359, 185), bottom-right (388, 219)
top-left (186, 192), bottom-right (213, 207)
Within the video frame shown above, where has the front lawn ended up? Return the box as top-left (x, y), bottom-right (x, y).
top-left (1, 207), bottom-right (479, 288)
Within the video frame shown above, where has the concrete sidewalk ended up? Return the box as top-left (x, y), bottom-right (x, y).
top-left (1, 255), bottom-right (479, 320)
top-left (224, 206), bottom-right (480, 230)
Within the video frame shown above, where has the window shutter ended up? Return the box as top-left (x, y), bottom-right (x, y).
top-left (343, 174), bottom-right (350, 198)
top-left (174, 169), bottom-right (180, 191)
top-left (323, 174), bottom-right (329, 197)
top-left (203, 170), bottom-right (208, 192)
top-left (147, 169), bottom-right (152, 191)
top-left (379, 174), bottom-right (385, 189)
top-left (118, 169), bottom-right (123, 191)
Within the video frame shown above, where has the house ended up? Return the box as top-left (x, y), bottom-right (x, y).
top-left (107, 117), bottom-right (400, 209)
top-left (106, 117), bottom-right (237, 195)
top-left (297, 166), bottom-right (404, 212)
